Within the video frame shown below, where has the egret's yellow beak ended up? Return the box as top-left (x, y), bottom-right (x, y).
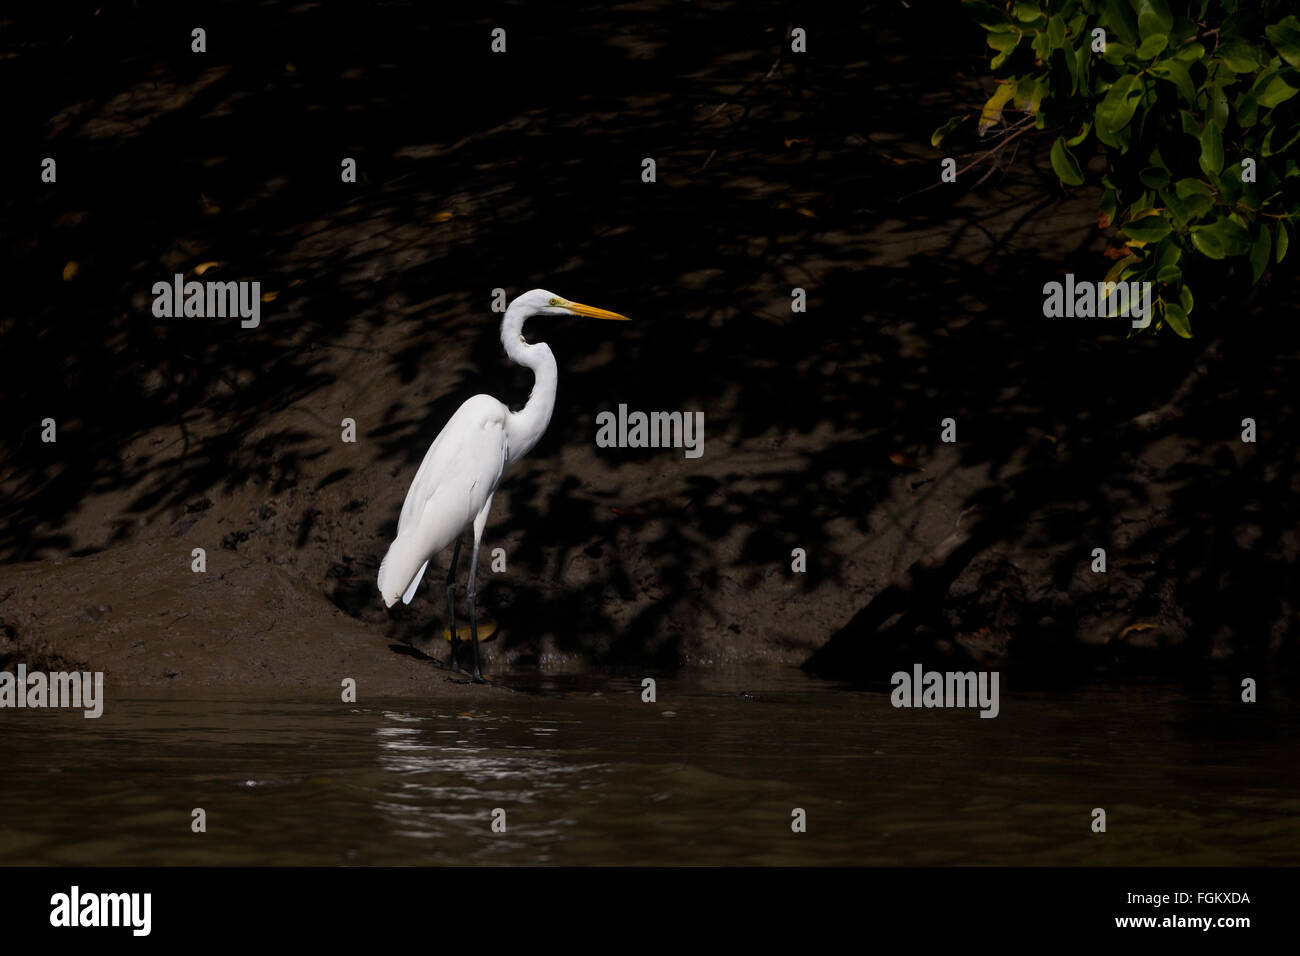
top-left (565, 300), bottom-right (629, 321)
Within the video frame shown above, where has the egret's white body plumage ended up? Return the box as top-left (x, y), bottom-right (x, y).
top-left (376, 289), bottom-right (626, 679)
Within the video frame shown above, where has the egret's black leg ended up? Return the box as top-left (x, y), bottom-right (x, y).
top-left (445, 537), bottom-right (462, 672)
top-left (461, 497), bottom-right (494, 684)
top-left (466, 534), bottom-right (485, 683)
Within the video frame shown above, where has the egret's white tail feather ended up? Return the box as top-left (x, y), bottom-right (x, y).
top-left (402, 560), bottom-right (429, 605)
top-left (378, 535), bottom-right (427, 608)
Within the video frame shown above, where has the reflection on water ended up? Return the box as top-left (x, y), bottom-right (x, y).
top-left (1, 671), bottom-right (1296, 865)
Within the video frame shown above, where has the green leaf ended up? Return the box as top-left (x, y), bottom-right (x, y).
top-left (1050, 137), bottom-right (1085, 185)
top-left (1123, 214), bottom-right (1172, 242)
top-left (1173, 41), bottom-right (1205, 63)
top-left (1138, 33), bottom-right (1168, 59)
top-left (1219, 170), bottom-right (1243, 204)
top-left (1101, 187), bottom-right (1118, 225)
top-left (931, 115), bottom-right (968, 147)
top-left (1156, 264), bottom-right (1182, 282)
top-left (1104, 253), bottom-right (1140, 285)
top-left (1012, 76), bottom-right (1044, 113)
top-left (987, 30), bottom-right (1020, 52)
top-left (1223, 217), bottom-right (1253, 250)
top-left (1166, 182), bottom-right (1215, 223)
top-left (1031, 30), bottom-right (1051, 62)
top-left (1278, 221), bottom-right (1291, 262)
top-left (1162, 301), bottom-right (1192, 337)
top-left (1012, 1), bottom-right (1043, 24)
top-left (1162, 191), bottom-right (1189, 225)
top-left (1237, 94), bottom-right (1259, 128)
top-left (1066, 120), bottom-right (1092, 146)
top-left (1190, 225), bottom-right (1225, 258)
top-left (1199, 123), bottom-right (1223, 177)
top-left (1102, 0), bottom-right (1139, 46)
top-left (1263, 118), bottom-right (1300, 156)
top-left (1249, 223), bottom-right (1273, 282)
top-left (1135, 0), bottom-right (1173, 38)
top-left (1265, 15), bottom-right (1300, 69)
top-left (1179, 284), bottom-right (1194, 316)
top-left (1218, 39), bottom-right (1262, 73)
top-left (978, 82), bottom-right (1017, 134)
top-left (1207, 83), bottom-right (1229, 130)
top-left (1155, 236), bottom-right (1181, 270)
top-left (1149, 60), bottom-right (1196, 104)
top-left (1047, 14), bottom-right (1066, 50)
top-left (1193, 217), bottom-right (1251, 257)
top-left (1102, 41), bottom-right (1133, 67)
top-left (1255, 70), bottom-right (1300, 109)
top-left (1174, 178), bottom-right (1213, 198)
top-left (1096, 74), bottom-right (1144, 142)
top-left (1182, 194), bottom-right (1215, 219)
top-left (1139, 166), bottom-right (1169, 189)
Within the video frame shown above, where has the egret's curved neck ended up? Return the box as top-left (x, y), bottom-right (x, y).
top-left (501, 305), bottom-right (557, 466)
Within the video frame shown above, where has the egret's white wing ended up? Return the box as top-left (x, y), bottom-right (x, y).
top-left (397, 395), bottom-right (508, 534)
top-left (378, 394), bottom-right (509, 606)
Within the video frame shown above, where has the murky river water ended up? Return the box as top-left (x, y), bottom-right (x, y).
top-left (1, 672), bottom-right (1296, 865)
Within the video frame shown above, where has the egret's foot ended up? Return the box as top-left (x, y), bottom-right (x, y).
top-left (446, 672), bottom-right (489, 686)
top-left (446, 655), bottom-right (486, 683)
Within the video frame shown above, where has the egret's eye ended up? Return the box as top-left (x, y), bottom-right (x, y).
top-left (547, 297), bottom-right (559, 306)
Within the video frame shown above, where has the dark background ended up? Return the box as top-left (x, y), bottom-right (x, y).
top-left (1, 1), bottom-right (1296, 686)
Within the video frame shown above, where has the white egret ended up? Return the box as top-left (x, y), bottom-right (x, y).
top-left (377, 289), bottom-right (629, 681)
